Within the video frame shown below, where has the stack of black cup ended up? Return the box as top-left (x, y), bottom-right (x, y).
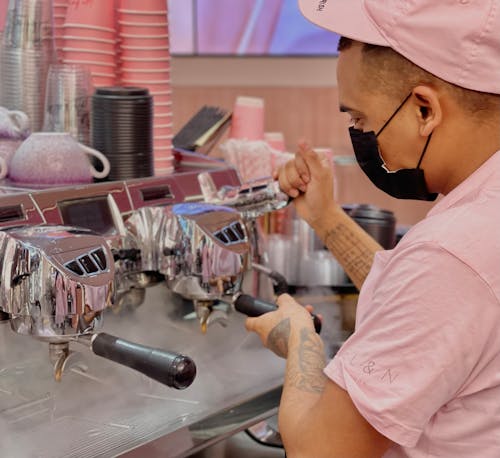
top-left (92, 87), bottom-right (153, 181)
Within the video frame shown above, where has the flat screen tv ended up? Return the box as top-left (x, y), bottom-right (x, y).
top-left (168, 0), bottom-right (340, 56)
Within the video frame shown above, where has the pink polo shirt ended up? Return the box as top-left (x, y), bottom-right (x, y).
top-left (325, 151), bottom-right (500, 457)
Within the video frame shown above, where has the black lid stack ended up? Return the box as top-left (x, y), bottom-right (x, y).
top-left (91, 86), bottom-right (153, 181)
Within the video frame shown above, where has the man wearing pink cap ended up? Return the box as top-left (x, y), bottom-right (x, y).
top-left (245, 1), bottom-right (500, 457)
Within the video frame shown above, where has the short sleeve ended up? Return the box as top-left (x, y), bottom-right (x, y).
top-left (324, 242), bottom-right (499, 447)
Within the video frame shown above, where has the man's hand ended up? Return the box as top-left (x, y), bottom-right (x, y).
top-left (274, 141), bottom-right (338, 231)
top-left (245, 294), bottom-right (316, 358)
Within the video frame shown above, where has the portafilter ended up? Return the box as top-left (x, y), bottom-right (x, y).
top-left (0, 225), bottom-right (196, 389)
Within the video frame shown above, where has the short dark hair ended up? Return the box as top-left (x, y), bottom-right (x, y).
top-left (337, 36), bottom-right (500, 119)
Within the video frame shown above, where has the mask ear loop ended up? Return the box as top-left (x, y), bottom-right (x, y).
top-left (416, 133), bottom-right (433, 169)
top-left (376, 92), bottom-right (412, 137)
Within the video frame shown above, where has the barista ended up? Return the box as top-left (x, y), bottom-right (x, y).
top-left (245, 1), bottom-right (500, 457)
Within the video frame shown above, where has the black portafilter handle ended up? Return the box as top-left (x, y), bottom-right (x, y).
top-left (91, 333), bottom-right (196, 389)
top-left (233, 294), bottom-right (322, 334)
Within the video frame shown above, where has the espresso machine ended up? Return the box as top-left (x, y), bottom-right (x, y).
top-left (0, 161), bottom-right (332, 457)
top-left (0, 165), bottom-right (243, 387)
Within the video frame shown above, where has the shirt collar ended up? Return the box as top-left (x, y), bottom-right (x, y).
top-left (428, 150), bottom-right (500, 217)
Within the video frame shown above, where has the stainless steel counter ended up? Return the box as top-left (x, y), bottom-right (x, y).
top-left (0, 283), bottom-right (340, 458)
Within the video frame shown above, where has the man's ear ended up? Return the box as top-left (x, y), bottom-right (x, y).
top-left (412, 85), bottom-right (442, 137)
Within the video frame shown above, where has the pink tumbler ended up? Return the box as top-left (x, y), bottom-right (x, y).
top-left (229, 96), bottom-right (265, 141)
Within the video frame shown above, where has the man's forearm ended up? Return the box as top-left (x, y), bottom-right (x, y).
top-left (277, 325), bottom-right (327, 454)
top-left (314, 206), bottom-right (382, 290)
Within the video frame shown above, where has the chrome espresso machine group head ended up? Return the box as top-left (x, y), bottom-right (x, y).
top-left (123, 174), bottom-right (290, 331)
top-left (0, 222), bottom-right (196, 388)
top-left (0, 225), bottom-right (113, 339)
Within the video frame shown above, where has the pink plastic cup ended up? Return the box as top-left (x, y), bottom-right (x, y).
top-left (63, 47), bottom-right (116, 56)
top-left (118, 21), bottom-right (167, 36)
top-left (54, 19), bottom-right (66, 30)
top-left (154, 101), bottom-right (173, 111)
top-left (65, 39), bottom-right (117, 53)
top-left (120, 56), bottom-right (169, 69)
top-left (63, 34), bottom-right (116, 44)
top-left (119, 34), bottom-right (169, 48)
top-left (152, 93), bottom-right (171, 105)
top-left (118, 8), bottom-right (167, 15)
top-left (153, 162), bottom-right (174, 168)
top-left (118, 12), bottom-right (168, 24)
top-left (154, 152), bottom-right (174, 159)
top-left (154, 155), bottom-right (173, 164)
top-left (121, 68), bottom-right (170, 81)
top-left (0, 0), bottom-right (8, 32)
top-left (119, 46), bottom-right (169, 60)
top-left (154, 149), bottom-right (173, 159)
top-left (229, 96), bottom-right (265, 140)
top-left (154, 120), bottom-right (173, 127)
top-left (65, 0), bottom-right (115, 30)
top-left (54, 16), bottom-right (66, 24)
top-left (63, 25), bottom-right (115, 40)
top-left (264, 132), bottom-right (286, 152)
top-left (154, 137), bottom-right (173, 148)
top-left (154, 127), bottom-right (173, 138)
top-left (63, 49), bottom-right (116, 64)
top-left (154, 141), bottom-right (173, 148)
top-left (121, 78), bottom-right (170, 86)
top-left (120, 0), bottom-right (168, 11)
top-left (154, 105), bottom-right (173, 116)
top-left (92, 70), bottom-right (116, 77)
top-left (92, 76), bottom-right (116, 87)
top-left (154, 153), bottom-right (174, 161)
top-left (154, 161), bottom-right (175, 171)
top-left (154, 162), bottom-right (175, 172)
top-left (154, 168), bottom-right (174, 177)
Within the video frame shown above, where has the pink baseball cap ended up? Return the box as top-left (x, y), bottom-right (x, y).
top-left (299, 0), bottom-right (500, 94)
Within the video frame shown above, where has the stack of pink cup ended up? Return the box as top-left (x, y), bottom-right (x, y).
top-left (0, 0), bottom-right (9, 41)
top-left (52, 0), bottom-right (68, 61)
top-left (118, 0), bottom-right (173, 176)
top-left (61, 0), bottom-right (118, 87)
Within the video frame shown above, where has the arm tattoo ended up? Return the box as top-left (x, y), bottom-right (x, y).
top-left (267, 318), bottom-right (291, 358)
top-left (288, 328), bottom-right (327, 394)
top-left (324, 223), bottom-right (375, 287)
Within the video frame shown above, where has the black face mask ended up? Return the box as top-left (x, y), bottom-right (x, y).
top-left (349, 93), bottom-right (438, 201)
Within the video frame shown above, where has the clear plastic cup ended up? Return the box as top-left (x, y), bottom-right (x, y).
top-left (42, 63), bottom-right (93, 145)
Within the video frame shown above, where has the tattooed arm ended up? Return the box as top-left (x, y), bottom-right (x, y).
top-left (278, 322), bottom-right (391, 457)
top-left (248, 295), bottom-right (391, 458)
top-left (315, 206), bottom-right (382, 290)
top-left (277, 144), bottom-right (382, 290)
